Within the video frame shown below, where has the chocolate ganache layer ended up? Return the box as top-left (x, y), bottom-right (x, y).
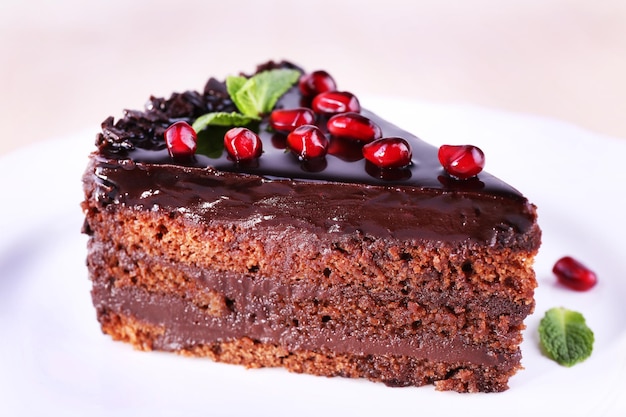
top-left (92, 278), bottom-right (518, 367)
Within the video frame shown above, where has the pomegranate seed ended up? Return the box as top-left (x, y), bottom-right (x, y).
top-left (164, 121), bottom-right (197, 158)
top-left (327, 112), bottom-right (382, 143)
top-left (286, 125), bottom-right (329, 160)
top-left (224, 127), bottom-right (263, 161)
top-left (269, 107), bottom-right (316, 132)
top-left (298, 70), bottom-right (337, 97)
top-left (438, 144), bottom-right (485, 179)
top-left (362, 137), bottom-right (412, 168)
top-left (312, 91), bottom-right (361, 115)
top-left (553, 256), bottom-right (598, 291)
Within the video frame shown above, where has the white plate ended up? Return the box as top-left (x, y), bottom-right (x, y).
top-left (1, 99), bottom-right (625, 417)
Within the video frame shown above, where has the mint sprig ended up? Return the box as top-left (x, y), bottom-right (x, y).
top-left (192, 68), bottom-right (300, 133)
top-left (538, 307), bottom-right (594, 367)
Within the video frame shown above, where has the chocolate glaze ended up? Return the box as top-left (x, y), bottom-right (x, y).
top-left (90, 63), bottom-right (537, 244)
top-left (92, 156), bottom-right (535, 244)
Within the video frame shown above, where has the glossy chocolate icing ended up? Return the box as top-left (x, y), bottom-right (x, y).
top-left (91, 64), bottom-right (536, 244)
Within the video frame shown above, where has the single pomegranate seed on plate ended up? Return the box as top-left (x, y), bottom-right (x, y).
top-left (327, 112), bottom-right (382, 143)
top-left (224, 127), bottom-right (263, 161)
top-left (312, 91), bottom-right (361, 115)
top-left (362, 137), bottom-right (412, 168)
top-left (269, 107), bottom-right (316, 132)
top-left (438, 144), bottom-right (485, 179)
top-left (286, 125), bottom-right (329, 160)
top-left (164, 121), bottom-right (197, 158)
top-left (298, 70), bottom-right (337, 97)
top-left (553, 256), bottom-right (598, 291)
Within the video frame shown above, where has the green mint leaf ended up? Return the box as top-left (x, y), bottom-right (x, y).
top-left (538, 307), bottom-right (594, 367)
top-left (227, 68), bottom-right (300, 117)
top-left (226, 75), bottom-right (247, 100)
top-left (192, 111), bottom-right (257, 132)
top-left (192, 68), bottom-right (300, 132)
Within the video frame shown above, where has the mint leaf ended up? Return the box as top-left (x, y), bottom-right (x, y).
top-left (228, 68), bottom-right (300, 117)
top-left (192, 111), bottom-right (257, 132)
top-left (226, 75), bottom-right (247, 101)
top-left (538, 307), bottom-right (594, 367)
top-left (192, 68), bottom-right (300, 133)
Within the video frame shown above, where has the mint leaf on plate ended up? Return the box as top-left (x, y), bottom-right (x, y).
top-left (192, 111), bottom-right (257, 132)
top-left (227, 68), bottom-right (300, 117)
top-left (538, 307), bottom-right (594, 367)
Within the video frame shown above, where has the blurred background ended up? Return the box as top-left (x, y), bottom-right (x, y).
top-left (1, 0), bottom-right (626, 155)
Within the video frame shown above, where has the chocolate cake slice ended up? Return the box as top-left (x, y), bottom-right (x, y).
top-left (81, 61), bottom-right (541, 393)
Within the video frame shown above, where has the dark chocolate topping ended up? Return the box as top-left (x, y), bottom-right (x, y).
top-left (89, 62), bottom-right (537, 243)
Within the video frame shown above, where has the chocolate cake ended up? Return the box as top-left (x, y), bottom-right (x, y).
top-left (81, 61), bottom-right (541, 393)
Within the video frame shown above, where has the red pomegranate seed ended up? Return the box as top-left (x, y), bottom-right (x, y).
top-left (224, 127), bottom-right (263, 161)
top-left (312, 91), bottom-right (361, 115)
top-left (298, 70), bottom-right (337, 97)
top-left (286, 125), bottom-right (329, 160)
top-left (164, 121), bottom-right (197, 158)
top-left (438, 144), bottom-right (485, 179)
top-left (362, 137), bottom-right (412, 168)
top-left (553, 256), bottom-right (598, 291)
top-left (269, 107), bottom-right (316, 132)
top-left (327, 112), bottom-right (382, 143)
